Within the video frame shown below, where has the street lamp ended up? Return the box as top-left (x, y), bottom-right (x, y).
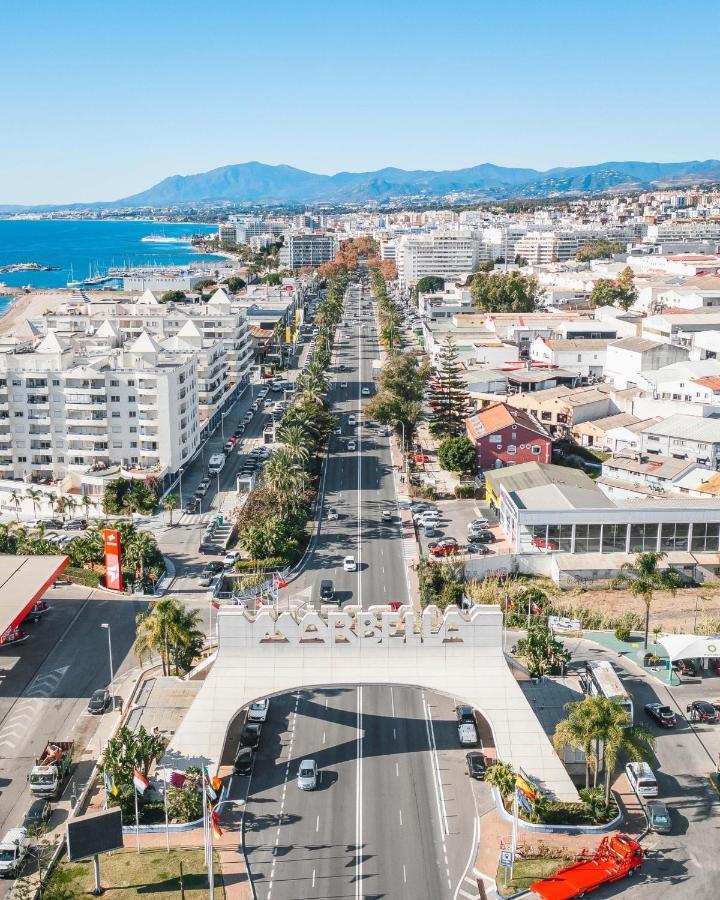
top-left (396, 420), bottom-right (408, 480)
top-left (100, 623), bottom-right (114, 709)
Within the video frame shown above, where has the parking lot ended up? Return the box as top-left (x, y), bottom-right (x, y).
top-left (412, 496), bottom-right (513, 559)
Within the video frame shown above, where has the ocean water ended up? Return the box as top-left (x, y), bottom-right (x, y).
top-left (0, 219), bottom-right (222, 306)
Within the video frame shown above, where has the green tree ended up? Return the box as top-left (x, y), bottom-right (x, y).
top-left (438, 435), bottom-right (476, 473)
top-left (415, 275), bottom-right (445, 294)
top-left (611, 551), bottom-right (683, 648)
top-left (25, 487), bottom-right (43, 520)
top-left (485, 761), bottom-right (516, 798)
top-left (262, 271), bottom-right (283, 286)
top-left (470, 271), bottom-right (540, 313)
top-left (553, 698), bottom-right (601, 789)
top-left (589, 268), bottom-right (637, 311)
top-left (193, 278), bottom-right (216, 292)
top-left (9, 488), bottom-right (22, 522)
top-left (223, 276), bottom-right (247, 292)
top-left (99, 724), bottom-right (165, 816)
top-left (477, 259), bottom-right (495, 272)
top-left (160, 290), bottom-right (187, 303)
top-left (163, 493), bottom-right (178, 526)
top-left (515, 619), bottom-right (570, 677)
top-left (430, 334), bottom-right (471, 436)
top-left (134, 597), bottom-right (203, 675)
top-left (124, 530), bottom-right (161, 588)
top-left (576, 239), bottom-right (626, 262)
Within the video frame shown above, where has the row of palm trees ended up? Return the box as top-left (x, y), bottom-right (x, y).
top-left (8, 486), bottom-right (98, 522)
top-left (236, 271), bottom-right (347, 564)
top-left (372, 268), bottom-right (403, 350)
top-left (134, 597), bottom-right (204, 676)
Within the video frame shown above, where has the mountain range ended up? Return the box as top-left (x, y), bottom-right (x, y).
top-left (4, 159), bottom-right (720, 211)
top-left (110, 159), bottom-right (720, 208)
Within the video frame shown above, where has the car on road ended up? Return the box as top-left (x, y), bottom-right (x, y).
top-left (466, 751), bottom-right (486, 780)
top-left (297, 759), bottom-right (318, 791)
top-left (233, 747), bottom-right (254, 776)
top-left (625, 761), bottom-right (658, 797)
top-left (247, 698), bottom-right (269, 723)
top-left (327, 508), bottom-right (339, 521)
top-left (343, 555), bottom-right (357, 572)
top-left (0, 828), bottom-right (30, 878)
top-left (198, 564), bottom-right (222, 587)
top-left (348, 415), bottom-right (356, 425)
top-left (224, 441), bottom-right (235, 454)
top-left (87, 688), bottom-right (111, 715)
top-left (196, 478), bottom-right (211, 496)
top-left (240, 722), bottom-right (262, 749)
top-left (456, 704), bottom-right (475, 724)
top-left (223, 550), bottom-right (241, 568)
top-left (458, 722), bottom-right (478, 746)
top-left (347, 440), bottom-right (356, 451)
top-left (644, 702), bottom-right (676, 728)
top-left (22, 799), bottom-right (51, 833)
top-left (184, 498), bottom-right (200, 514)
top-left (647, 800), bottom-right (672, 834)
top-left (381, 510), bottom-right (392, 522)
top-left (340, 382), bottom-right (348, 389)
top-left (361, 387), bottom-right (370, 396)
top-left (686, 700), bottom-right (718, 723)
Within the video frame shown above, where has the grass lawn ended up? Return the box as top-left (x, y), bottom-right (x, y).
top-left (44, 848), bottom-right (223, 899)
top-left (496, 856), bottom-right (574, 897)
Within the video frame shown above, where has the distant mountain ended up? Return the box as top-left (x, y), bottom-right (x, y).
top-left (6, 160), bottom-right (720, 211)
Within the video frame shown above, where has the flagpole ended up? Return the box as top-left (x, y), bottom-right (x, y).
top-left (134, 787), bottom-right (140, 854)
top-left (510, 788), bottom-right (518, 880)
top-left (203, 778), bottom-right (209, 868)
top-left (208, 808), bottom-right (215, 900)
top-left (163, 767), bottom-right (170, 853)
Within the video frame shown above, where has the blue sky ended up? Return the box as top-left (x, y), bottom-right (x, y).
top-left (1, 0), bottom-right (718, 204)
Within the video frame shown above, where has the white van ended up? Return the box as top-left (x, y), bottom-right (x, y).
top-left (625, 761), bottom-right (658, 798)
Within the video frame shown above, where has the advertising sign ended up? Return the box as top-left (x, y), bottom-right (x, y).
top-left (102, 529), bottom-right (123, 591)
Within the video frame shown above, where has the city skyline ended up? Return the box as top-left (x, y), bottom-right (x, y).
top-left (1, 0), bottom-right (719, 204)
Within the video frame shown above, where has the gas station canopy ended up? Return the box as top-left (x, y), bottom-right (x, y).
top-left (658, 633), bottom-right (720, 662)
top-left (0, 555), bottom-right (69, 638)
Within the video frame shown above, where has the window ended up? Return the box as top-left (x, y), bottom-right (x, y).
top-left (574, 524), bottom-right (601, 553)
top-left (129, 426), bottom-right (137, 433)
top-left (547, 524), bottom-right (573, 552)
top-left (489, 435), bottom-right (501, 444)
top-left (660, 523), bottom-right (690, 552)
top-left (17, 455), bottom-right (26, 462)
top-left (691, 523), bottom-right (720, 553)
top-left (128, 397), bottom-right (136, 403)
top-left (14, 411), bottom-right (23, 417)
top-left (111, 412), bottom-right (120, 418)
top-left (110, 395), bottom-right (120, 402)
top-left (629, 523), bottom-right (659, 553)
top-left (128, 380), bottom-right (135, 386)
top-left (129, 411), bottom-right (136, 418)
top-left (532, 445), bottom-right (541, 455)
top-left (507, 445), bottom-right (516, 455)
top-left (110, 380), bottom-right (119, 387)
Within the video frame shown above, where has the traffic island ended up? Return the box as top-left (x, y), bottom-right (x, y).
top-left (496, 854), bottom-right (576, 897)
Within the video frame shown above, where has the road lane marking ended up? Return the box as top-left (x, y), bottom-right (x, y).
top-left (393, 727), bottom-right (396, 740)
top-left (399, 808), bottom-right (403, 826)
top-left (316, 814), bottom-right (320, 832)
top-left (312, 870), bottom-right (316, 888)
top-left (322, 731), bottom-right (326, 744)
top-left (423, 692), bottom-right (450, 836)
top-left (403, 864), bottom-right (407, 883)
top-left (390, 687), bottom-right (395, 717)
top-left (396, 762), bottom-right (399, 777)
top-left (355, 685), bottom-right (363, 899)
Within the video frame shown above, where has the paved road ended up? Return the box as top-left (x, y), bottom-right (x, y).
top-left (290, 280), bottom-right (410, 610)
top-left (240, 685), bottom-right (484, 900)
top-left (550, 636), bottom-right (720, 900)
top-left (0, 584), bottom-right (142, 896)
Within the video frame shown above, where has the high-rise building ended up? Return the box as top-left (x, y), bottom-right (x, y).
top-left (395, 232), bottom-right (483, 286)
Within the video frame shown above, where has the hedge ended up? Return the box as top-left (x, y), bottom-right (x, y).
top-left (65, 566), bottom-right (102, 588)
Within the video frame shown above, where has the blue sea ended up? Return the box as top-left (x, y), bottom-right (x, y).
top-left (0, 218), bottom-right (222, 314)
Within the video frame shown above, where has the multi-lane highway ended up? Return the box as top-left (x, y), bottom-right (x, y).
top-left (290, 280), bottom-right (410, 609)
top-left (241, 685), bottom-right (484, 900)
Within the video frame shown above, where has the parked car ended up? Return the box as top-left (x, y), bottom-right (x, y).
top-left (644, 702), bottom-right (676, 728)
top-left (240, 722), bottom-right (262, 749)
top-left (347, 440), bottom-right (356, 451)
top-left (327, 508), bottom-right (339, 521)
top-left (625, 761), bottom-right (658, 797)
top-left (361, 387), bottom-right (370, 396)
top-left (22, 799), bottom-right (52, 832)
top-left (64, 519), bottom-right (87, 531)
top-left (458, 722), bottom-right (478, 746)
top-left (466, 751), bottom-right (486, 780)
top-left (456, 704), bottom-right (475, 724)
top-left (429, 540), bottom-right (460, 557)
top-left (381, 510), bottom-right (392, 522)
top-left (223, 550), bottom-right (241, 568)
top-left (0, 828), bottom-right (30, 878)
top-left (468, 530), bottom-right (495, 544)
top-left (686, 700), bottom-right (718, 723)
top-left (647, 800), bottom-right (672, 834)
top-left (468, 518), bottom-right (489, 530)
top-left (233, 747), bottom-right (254, 776)
top-left (87, 688), bottom-right (111, 715)
top-left (348, 415), bottom-right (356, 426)
top-left (247, 698), bottom-right (269, 723)
top-left (297, 759), bottom-right (318, 791)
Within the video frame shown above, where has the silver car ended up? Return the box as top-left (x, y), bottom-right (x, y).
top-left (297, 759), bottom-right (318, 791)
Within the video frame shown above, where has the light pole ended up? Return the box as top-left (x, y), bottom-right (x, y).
top-left (100, 623), bottom-right (114, 709)
top-left (396, 420), bottom-right (408, 480)
top-left (178, 467), bottom-right (184, 508)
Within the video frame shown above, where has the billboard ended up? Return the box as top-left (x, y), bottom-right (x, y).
top-left (66, 808), bottom-right (123, 860)
top-left (102, 529), bottom-right (123, 591)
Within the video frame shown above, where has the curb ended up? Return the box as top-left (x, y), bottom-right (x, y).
top-left (491, 786), bottom-right (624, 835)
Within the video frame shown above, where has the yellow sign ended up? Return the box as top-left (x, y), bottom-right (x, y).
top-left (285, 326), bottom-right (292, 344)
top-left (295, 309), bottom-right (302, 325)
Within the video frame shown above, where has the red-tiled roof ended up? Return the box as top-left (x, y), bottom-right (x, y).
top-left (466, 402), bottom-right (550, 440)
top-left (693, 376), bottom-right (720, 391)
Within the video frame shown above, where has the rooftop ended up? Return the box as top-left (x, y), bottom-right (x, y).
top-left (466, 403), bottom-right (550, 440)
top-left (640, 414), bottom-right (720, 442)
top-left (608, 337), bottom-right (664, 353)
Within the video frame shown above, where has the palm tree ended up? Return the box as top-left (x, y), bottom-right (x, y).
top-left (53, 495), bottom-right (68, 521)
top-left (65, 496), bottom-right (78, 521)
top-left (163, 493), bottom-right (179, 526)
top-left (263, 449), bottom-right (305, 511)
top-left (80, 494), bottom-right (94, 520)
top-left (25, 487), bottom-right (43, 521)
top-left (278, 423), bottom-right (312, 465)
top-left (595, 698), bottom-right (655, 802)
top-left (124, 531), bottom-right (158, 587)
top-left (553, 699), bottom-right (600, 789)
top-left (9, 489), bottom-right (21, 522)
top-left (484, 761), bottom-right (516, 799)
top-left (612, 551), bottom-right (683, 648)
top-left (135, 598), bottom-right (204, 676)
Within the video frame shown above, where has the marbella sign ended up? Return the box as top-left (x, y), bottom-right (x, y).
top-left (219, 603), bottom-right (502, 647)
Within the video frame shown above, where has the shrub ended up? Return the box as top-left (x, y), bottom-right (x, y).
top-left (65, 566), bottom-right (101, 587)
top-left (233, 556), bottom-right (289, 572)
top-left (454, 484), bottom-right (476, 499)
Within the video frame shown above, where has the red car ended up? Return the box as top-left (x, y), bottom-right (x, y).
top-left (532, 538), bottom-right (559, 550)
top-left (429, 540), bottom-right (460, 557)
top-left (412, 454), bottom-right (430, 464)
top-left (389, 601), bottom-right (403, 612)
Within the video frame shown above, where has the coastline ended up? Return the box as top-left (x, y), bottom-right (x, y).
top-left (0, 290), bottom-right (69, 336)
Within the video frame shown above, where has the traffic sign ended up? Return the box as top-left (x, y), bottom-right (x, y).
top-left (499, 850), bottom-right (514, 868)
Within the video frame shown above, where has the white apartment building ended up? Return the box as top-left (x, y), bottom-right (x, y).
top-left (514, 231), bottom-right (579, 264)
top-left (604, 337), bottom-right (689, 389)
top-left (530, 337), bottom-right (609, 379)
top-left (395, 232), bottom-right (484, 286)
top-left (282, 234), bottom-right (337, 269)
top-left (0, 331), bottom-right (200, 496)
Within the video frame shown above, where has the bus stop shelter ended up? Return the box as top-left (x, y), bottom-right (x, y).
top-left (0, 555), bottom-right (69, 642)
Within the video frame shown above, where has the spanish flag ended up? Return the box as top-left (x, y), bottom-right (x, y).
top-left (515, 773), bottom-right (537, 801)
top-left (211, 808), bottom-right (223, 838)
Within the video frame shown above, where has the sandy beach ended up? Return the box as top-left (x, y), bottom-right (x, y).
top-left (0, 290), bottom-right (70, 335)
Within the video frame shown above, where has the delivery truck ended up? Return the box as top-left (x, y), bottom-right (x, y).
top-left (28, 741), bottom-right (74, 799)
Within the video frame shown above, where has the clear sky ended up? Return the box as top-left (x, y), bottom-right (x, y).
top-left (1, 0), bottom-right (719, 205)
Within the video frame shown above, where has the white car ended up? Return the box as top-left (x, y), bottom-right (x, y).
top-left (247, 698), bottom-right (269, 723)
top-left (223, 550), bottom-right (241, 567)
top-left (458, 722), bottom-right (479, 746)
top-left (415, 510), bottom-right (440, 524)
top-left (361, 387), bottom-right (370, 396)
top-left (340, 382), bottom-right (348, 389)
top-left (347, 440), bottom-right (356, 451)
top-left (343, 555), bottom-right (357, 572)
top-left (0, 827), bottom-right (29, 878)
top-left (297, 759), bottom-right (318, 791)
top-left (327, 508), bottom-right (339, 521)
top-left (348, 415), bottom-right (356, 425)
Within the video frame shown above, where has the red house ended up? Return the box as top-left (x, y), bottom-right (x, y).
top-left (466, 402), bottom-right (552, 470)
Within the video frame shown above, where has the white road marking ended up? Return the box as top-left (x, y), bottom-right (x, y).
top-left (399, 808), bottom-right (403, 826)
top-left (423, 692), bottom-right (450, 835)
top-left (396, 762), bottom-right (399, 777)
top-left (322, 731), bottom-right (326, 744)
top-left (316, 814), bottom-right (320, 832)
top-left (312, 869), bottom-right (316, 888)
top-left (355, 686), bottom-right (363, 898)
top-left (403, 864), bottom-right (407, 883)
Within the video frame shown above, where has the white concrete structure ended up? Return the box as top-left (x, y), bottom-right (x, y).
top-left (514, 231), bottom-right (579, 264)
top-left (604, 337), bottom-right (689, 389)
top-left (168, 604), bottom-right (578, 801)
top-left (395, 232), bottom-right (484, 286)
top-left (530, 337), bottom-right (608, 379)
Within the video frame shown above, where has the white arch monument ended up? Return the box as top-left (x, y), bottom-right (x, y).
top-left (167, 604), bottom-right (577, 800)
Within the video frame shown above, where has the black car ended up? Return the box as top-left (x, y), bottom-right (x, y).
top-left (233, 747), bottom-right (254, 775)
top-left (468, 531), bottom-right (495, 544)
top-left (87, 688), bottom-right (111, 714)
top-left (320, 579), bottom-right (336, 602)
top-left (64, 518), bottom-right (87, 531)
top-left (466, 751), bottom-right (486, 780)
top-left (240, 722), bottom-right (262, 749)
top-left (184, 498), bottom-right (200, 514)
top-left (23, 798), bottom-right (52, 832)
top-left (456, 704), bottom-right (475, 724)
top-left (40, 518), bottom-right (64, 529)
top-left (686, 700), bottom-right (718, 723)
top-left (644, 702), bottom-right (676, 728)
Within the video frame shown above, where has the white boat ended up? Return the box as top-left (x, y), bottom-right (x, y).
top-left (141, 234), bottom-right (192, 244)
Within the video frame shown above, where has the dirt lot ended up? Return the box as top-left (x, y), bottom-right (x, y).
top-left (548, 583), bottom-right (720, 633)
